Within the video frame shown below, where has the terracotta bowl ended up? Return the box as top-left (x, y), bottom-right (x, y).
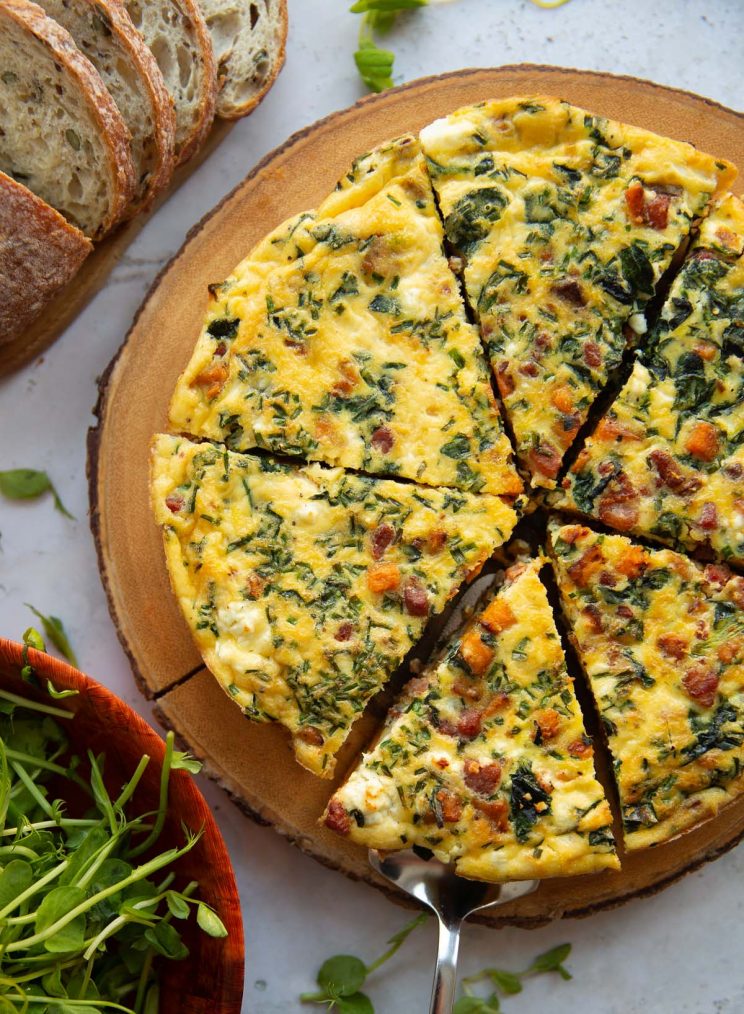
top-left (0, 638), bottom-right (244, 1014)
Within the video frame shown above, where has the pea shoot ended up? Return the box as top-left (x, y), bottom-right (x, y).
top-left (301, 913), bottom-right (572, 1012)
top-left (0, 468), bottom-right (74, 519)
top-left (0, 649), bottom-right (227, 1012)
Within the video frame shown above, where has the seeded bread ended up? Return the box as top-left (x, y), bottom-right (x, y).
top-left (125, 0), bottom-right (217, 165)
top-left (0, 171), bottom-right (92, 345)
top-left (38, 0), bottom-right (177, 214)
top-left (195, 0), bottom-right (286, 119)
top-left (0, 0), bottom-right (135, 238)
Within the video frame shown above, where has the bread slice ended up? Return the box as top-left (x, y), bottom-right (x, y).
top-left (195, 0), bottom-right (286, 119)
top-left (0, 171), bottom-right (92, 345)
top-left (0, 0), bottom-right (135, 238)
top-left (37, 0), bottom-right (176, 213)
top-left (125, 0), bottom-right (217, 165)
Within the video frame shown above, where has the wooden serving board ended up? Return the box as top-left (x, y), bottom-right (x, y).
top-left (0, 121), bottom-right (233, 378)
top-left (88, 66), bottom-right (744, 926)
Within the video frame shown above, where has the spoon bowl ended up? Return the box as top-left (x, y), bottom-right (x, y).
top-left (369, 848), bottom-right (537, 1014)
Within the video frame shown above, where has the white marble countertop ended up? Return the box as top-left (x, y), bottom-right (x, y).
top-left (1, 1), bottom-right (743, 1011)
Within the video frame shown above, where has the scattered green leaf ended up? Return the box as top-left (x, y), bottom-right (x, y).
top-left (0, 467), bottom-right (74, 518)
top-left (25, 605), bottom-right (78, 666)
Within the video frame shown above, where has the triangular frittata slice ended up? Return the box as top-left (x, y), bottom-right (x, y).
top-left (556, 194), bottom-right (744, 564)
top-left (151, 434), bottom-right (519, 776)
top-left (420, 97), bottom-right (735, 488)
top-left (169, 135), bottom-right (521, 497)
top-left (323, 557), bottom-right (619, 880)
top-left (549, 521), bottom-right (744, 849)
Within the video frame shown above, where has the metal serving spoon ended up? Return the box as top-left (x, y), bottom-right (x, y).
top-left (369, 849), bottom-right (537, 1014)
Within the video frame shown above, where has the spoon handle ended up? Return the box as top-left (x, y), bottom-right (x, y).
top-left (429, 913), bottom-right (461, 1014)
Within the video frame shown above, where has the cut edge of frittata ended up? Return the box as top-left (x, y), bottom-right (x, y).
top-left (419, 95), bottom-right (737, 491)
top-left (322, 556), bottom-right (620, 881)
top-left (552, 191), bottom-right (744, 564)
top-left (548, 518), bottom-right (744, 851)
top-left (167, 132), bottom-right (522, 499)
top-left (150, 432), bottom-right (520, 778)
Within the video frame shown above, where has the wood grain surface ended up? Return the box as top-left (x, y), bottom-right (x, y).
top-left (88, 66), bottom-right (744, 925)
top-left (0, 637), bottom-right (244, 1012)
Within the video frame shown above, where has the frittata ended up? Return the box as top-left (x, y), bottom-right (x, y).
top-left (169, 134), bottom-right (521, 497)
top-left (323, 558), bottom-right (619, 880)
top-left (151, 434), bottom-right (519, 776)
top-left (549, 522), bottom-right (744, 849)
top-left (419, 97), bottom-right (735, 488)
top-left (556, 194), bottom-right (744, 563)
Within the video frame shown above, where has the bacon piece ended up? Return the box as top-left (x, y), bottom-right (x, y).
top-left (568, 544), bottom-right (604, 587)
top-left (453, 678), bottom-right (481, 702)
top-left (297, 726), bottom-right (324, 747)
top-left (527, 441), bottom-right (562, 480)
top-left (193, 361), bottom-right (229, 399)
top-left (436, 789), bottom-right (463, 823)
top-left (598, 482), bottom-right (639, 532)
top-left (551, 279), bottom-right (586, 306)
top-left (366, 562), bottom-right (400, 593)
top-left (616, 546), bottom-right (649, 580)
top-left (480, 598), bottom-right (516, 633)
top-left (583, 341), bottom-right (602, 368)
top-left (165, 494), bottom-right (184, 513)
top-left (625, 181), bottom-right (645, 224)
top-left (685, 421), bottom-right (719, 462)
top-left (371, 426), bottom-right (394, 454)
top-left (560, 525), bottom-right (588, 545)
top-left (457, 708), bottom-right (483, 739)
top-left (460, 630), bottom-right (494, 675)
top-left (682, 664), bottom-right (720, 708)
top-left (582, 604), bottom-right (604, 634)
top-left (657, 634), bottom-right (688, 660)
top-left (335, 622), bottom-right (354, 642)
top-left (370, 523), bottom-right (395, 560)
top-left (427, 529), bottom-right (447, 554)
top-left (332, 359), bottom-right (360, 397)
top-left (534, 708), bottom-right (561, 742)
top-left (483, 691), bottom-right (511, 716)
top-left (568, 737), bottom-right (593, 758)
top-left (648, 449), bottom-right (703, 494)
top-left (324, 800), bottom-right (350, 835)
top-left (719, 640), bottom-right (743, 664)
top-left (495, 361), bottom-right (515, 398)
top-left (464, 759), bottom-right (502, 795)
top-left (646, 193), bottom-right (670, 230)
top-left (699, 502), bottom-right (719, 531)
top-left (403, 578), bottom-right (429, 617)
top-left (520, 361), bottom-right (539, 378)
top-left (730, 578), bottom-right (744, 610)
top-left (473, 797), bottom-right (509, 830)
top-left (704, 563), bottom-right (732, 588)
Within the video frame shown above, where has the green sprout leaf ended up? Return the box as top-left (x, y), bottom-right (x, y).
top-left (318, 954), bottom-right (368, 997)
top-left (485, 969), bottom-right (522, 995)
top-left (25, 606), bottom-right (78, 667)
top-left (0, 467), bottom-right (74, 518)
top-left (528, 942), bottom-right (572, 980)
top-left (354, 40), bottom-right (395, 92)
top-left (454, 996), bottom-right (501, 1014)
top-left (171, 750), bottom-right (203, 774)
top-left (196, 902), bottom-right (228, 938)
top-left (350, 0), bottom-right (428, 92)
top-left (337, 993), bottom-right (375, 1014)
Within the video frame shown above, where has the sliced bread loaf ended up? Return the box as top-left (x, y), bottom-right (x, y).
top-left (125, 0), bottom-right (217, 165)
top-left (38, 0), bottom-right (177, 213)
top-left (0, 171), bottom-right (92, 345)
top-left (195, 0), bottom-right (286, 119)
top-left (0, 0), bottom-right (135, 238)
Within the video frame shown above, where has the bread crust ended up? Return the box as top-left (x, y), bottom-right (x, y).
top-left (0, 171), bottom-right (92, 346)
top-left (0, 0), bottom-right (136, 237)
top-left (47, 0), bottom-right (178, 215)
top-left (169, 0), bottom-right (217, 164)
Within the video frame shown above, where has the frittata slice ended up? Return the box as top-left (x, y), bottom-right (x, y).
top-left (151, 434), bottom-right (519, 777)
top-left (549, 522), bottom-right (744, 850)
top-left (556, 194), bottom-right (744, 563)
top-left (169, 134), bottom-right (521, 497)
top-left (323, 558), bottom-right (619, 880)
top-left (419, 97), bottom-right (735, 488)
